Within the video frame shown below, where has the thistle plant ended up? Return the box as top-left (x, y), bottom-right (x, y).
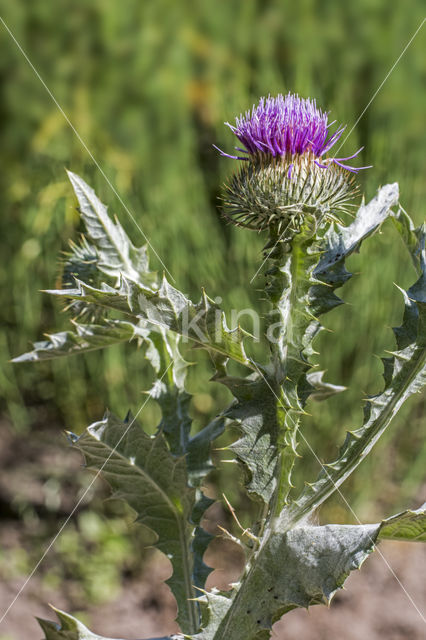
top-left (14, 93), bottom-right (426, 640)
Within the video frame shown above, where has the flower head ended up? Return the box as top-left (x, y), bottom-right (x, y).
top-left (216, 92), bottom-right (369, 173)
top-left (217, 93), bottom-right (371, 238)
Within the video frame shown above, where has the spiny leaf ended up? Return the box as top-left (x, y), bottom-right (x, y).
top-left (311, 182), bottom-right (400, 316)
top-left (281, 210), bottom-right (425, 525)
top-left (187, 416), bottom-right (225, 589)
top-left (74, 412), bottom-right (199, 634)
top-left (37, 607), bottom-right (184, 640)
top-left (12, 320), bottom-right (144, 362)
top-left (194, 523), bottom-right (377, 639)
top-left (187, 416), bottom-right (225, 488)
top-left (391, 205), bottom-right (424, 273)
top-left (194, 590), bottom-right (233, 640)
top-left (378, 502), bottom-right (426, 542)
top-left (146, 325), bottom-right (224, 590)
top-left (67, 171), bottom-right (156, 288)
top-left (148, 327), bottom-right (224, 591)
top-left (45, 277), bottom-right (253, 370)
top-left (148, 329), bottom-right (193, 457)
top-left (302, 370), bottom-right (346, 402)
top-left (37, 607), bottom-right (122, 639)
top-left (247, 185), bottom-right (399, 512)
top-left (192, 504), bottom-right (426, 640)
top-left (218, 372), bottom-right (285, 505)
top-left (61, 237), bottom-right (108, 321)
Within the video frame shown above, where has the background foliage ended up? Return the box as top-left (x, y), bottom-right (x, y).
top-left (0, 0), bottom-right (425, 628)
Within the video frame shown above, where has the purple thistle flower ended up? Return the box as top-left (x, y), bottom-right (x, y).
top-left (215, 93), bottom-right (371, 174)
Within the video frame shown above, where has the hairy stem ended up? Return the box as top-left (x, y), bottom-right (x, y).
top-left (264, 225), bottom-right (319, 514)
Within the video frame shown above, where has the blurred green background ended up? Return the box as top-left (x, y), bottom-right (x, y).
top-left (0, 0), bottom-right (425, 634)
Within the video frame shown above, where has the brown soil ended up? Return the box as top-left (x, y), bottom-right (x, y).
top-left (0, 421), bottom-right (425, 640)
top-left (0, 540), bottom-right (425, 640)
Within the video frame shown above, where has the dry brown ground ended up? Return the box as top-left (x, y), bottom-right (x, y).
top-left (0, 538), bottom-right (425, 640)
top-left (0, 422), bottom-right (425, 640)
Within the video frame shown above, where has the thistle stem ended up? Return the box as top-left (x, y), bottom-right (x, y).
top-left (263, 226), bottom-right (318, 517)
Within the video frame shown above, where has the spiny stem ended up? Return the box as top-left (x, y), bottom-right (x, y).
top-left (263, 225), bottom-right (318, 517)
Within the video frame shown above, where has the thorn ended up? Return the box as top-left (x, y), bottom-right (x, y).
top-left (222, 493), bottom-right (260, 545)
top-left (217, 525), bottom-right (247, 549)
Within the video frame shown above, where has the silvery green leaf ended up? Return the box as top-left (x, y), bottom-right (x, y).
top-left (67, 171), bottom-right (157, 288)
top-left (147, 329), bottom-right (193, 457)
top-left (146, 326), bottom-right (223, 590)
top-left (45, 277), bottom-right (253, 370)
top-left (12, 320), bottom-right (144, 362)
top-left (74, 412), bottom-right (199, 634)
top-left (303, 370), bottom-right (346, 401)
top-left (218, 372), bottom-right (286, 505)
top-left (378, 502), bottom-right (426, 542)
top-left (37, 607), bottom-right (123, 639)
top-left (186, 415), bottom-right (225, 589)
top-left (38, 607), bottom-right (184, 640)
top-left (311, 183), bottom-right (399, 316)
top-left (193, 504), bottom-right (426, 640)
top-left (245, 185), bottom-right (400, 511)
top-left (61, 237), bottom-right (108, 321)
top-left (281, 210), bottom-right (426, 526)
top-left (186, 416), bottom-right (225, 488)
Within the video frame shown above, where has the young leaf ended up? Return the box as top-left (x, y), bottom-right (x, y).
top-left (74, 412), bottom-right (199, 634)
top-left (66, 171), bottom-right (156, 287)
top-left (378, 502), bottom-right (426, 542)
top-left (12, 320), bottom-right (144, 362)
top-left (61, 237), bottom-right (109, 321)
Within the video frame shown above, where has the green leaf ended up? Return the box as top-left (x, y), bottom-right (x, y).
top-left (12, 320), bottom-right (143, 362)
top-left (66, 171), bottom-right (156, 288)
top-left (187, 416), bottom-right (225, 488)
top-left (147, 327), bottom-right (223, 592)
top-left (74, 411), bottom-right (199, 634)
top-left (378, 503), bottom-right (426, 542)
top-left (311, 183), bottom-right (400, 317)
top-left (147, 330), bottom-right (193, 457)
top-left (281, 207), bottom-right (425, 525)
top-left (146, 326), bottom-right (223, 590)
top-left (37, 607), bottom-right (184, 640)
top-left (247, 185), bottom-right (399, 513)
top-left (302, 371), bottom-right (346, 402)
top-left (187, 416), bottom-right (225, 589)
top-left (218, 372), bottom-right (286, 505)
top-left (193, 504), bottom-right (426, 640)
top-left (391, 205), bottom-right (424, 273)
top-left (46, 277), bottom-right (253, 370)
top-left (61, 237), bottom-right (109, 322)
top-left (195, 523), bottom-right (378, 639)
top-left (37, 607), bottom-right (122, 639)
